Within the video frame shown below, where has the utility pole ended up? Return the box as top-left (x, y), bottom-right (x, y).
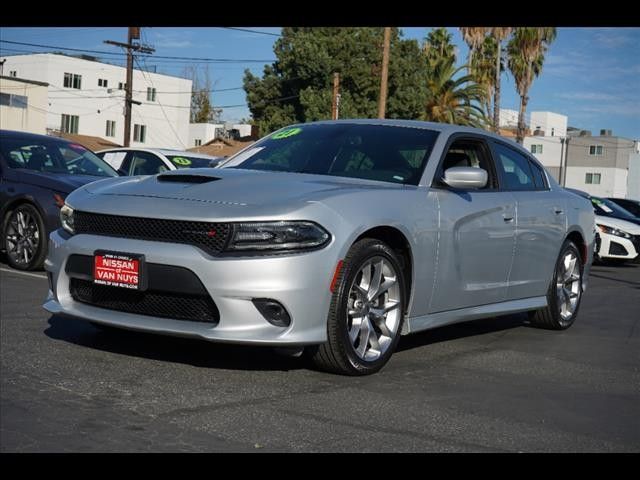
top-left (331, 72), bottom-right (340, 120)
top-left (105, 27), bottom-right (154, 146)
top-left (377, 27), bottom-right (391, 119)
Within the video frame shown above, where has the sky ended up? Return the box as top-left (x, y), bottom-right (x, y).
top-left (1, 27), bottom-right (639, 139)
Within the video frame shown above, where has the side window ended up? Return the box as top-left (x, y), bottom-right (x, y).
top-left (129, 152), bottom-right (168, 176)
top-left (528, 160), bottom-right (548, 190)
top-left (440, 138), bottom-right (497, 189)
top-left (493, 143), bottom-right (536, 191)
top-left (99, 151), bottom-right (127, 170)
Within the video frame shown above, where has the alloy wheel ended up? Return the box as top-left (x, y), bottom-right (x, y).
top-left (6, 209), bottom-right (41, 267)
top-left (556, 250), bottom-right (581, 322)
top-left (346, 256), bottom-right (402, 361)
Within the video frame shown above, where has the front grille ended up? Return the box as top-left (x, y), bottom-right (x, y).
top-left (70, 278), bottom-right (219, 324)
top-left (74, 211), bottom-right (231, 255)
top-left (609, 241), bottom-right (629, 256)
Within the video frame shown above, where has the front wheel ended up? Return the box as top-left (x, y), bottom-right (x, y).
top-left (529, 240), bottom-right (584, 330)
top-left (308, 238), bottom-right (406, 375)
top-left (3, 204), bottom-right (47, 271)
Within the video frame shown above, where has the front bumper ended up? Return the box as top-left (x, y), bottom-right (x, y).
top-left (597, 232), bottom-right (639, 261)
top-left (44, 229), bottom-right (340, 345)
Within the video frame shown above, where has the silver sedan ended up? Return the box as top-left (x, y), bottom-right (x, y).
top-left (43, 120), bottom-right (596, 375)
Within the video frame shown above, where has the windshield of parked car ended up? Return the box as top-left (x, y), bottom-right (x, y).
top-left (1, 138), bottom-right (118, 177)
top-left (165, 155), bottom-right (220, 169)
top-left (221, 123), bottom-right (440, 185)
top-left (591, 196), bottom-right (638, 220)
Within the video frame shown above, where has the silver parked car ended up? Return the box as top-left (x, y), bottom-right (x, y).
top-left (44, 120), bottom-right (595, 375)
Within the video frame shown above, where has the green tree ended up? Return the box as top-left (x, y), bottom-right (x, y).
top-left (490, 27), bottom-right (513, 132)
top-left (184, 65), bottom-right (222, 124)
top-left (243, 27), bottom-right (429, 135)
top-left (507, 27), bottom-right (557, 143)
top-left (422, 57), bottom-right (488, 128)
top-left (470, 35), bottom-right (500, 123)
top-left (459, 27), bottom-right (490, 68)
top-left (423, 27), bottom-right (456, 71)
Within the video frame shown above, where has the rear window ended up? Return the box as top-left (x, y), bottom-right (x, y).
top-left (223, 123), bottom-right (440, 185)
top-left (1, 137), bottom-right (117, 177)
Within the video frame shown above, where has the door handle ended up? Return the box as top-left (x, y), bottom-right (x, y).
top-left (554, 208), bottom-right (563, 215)
top-left (503, 215), bottom-right (514, 223)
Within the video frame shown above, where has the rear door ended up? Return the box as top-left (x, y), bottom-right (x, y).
top-left (490, 140), bottom-right (566, 299)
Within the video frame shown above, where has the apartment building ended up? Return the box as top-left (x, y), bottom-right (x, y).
top-left (0, 75), bottom-right (49, 134)
top-left (1, 53), bottom-right (192, 149)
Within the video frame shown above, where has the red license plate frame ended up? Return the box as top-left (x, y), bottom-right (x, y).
top-left (93, 251), bottom-right (147, 290)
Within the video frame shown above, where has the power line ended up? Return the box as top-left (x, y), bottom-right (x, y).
top-left (219, 27), bottom-right (281, 37)
top-left (0, 39), bottom-right (276, 63)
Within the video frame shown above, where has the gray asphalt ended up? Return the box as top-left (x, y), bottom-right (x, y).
top-left (1, 260), bottom-right (639, 452)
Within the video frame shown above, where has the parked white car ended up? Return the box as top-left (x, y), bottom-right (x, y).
top-left (95, 148), bottom-right (223, 176)
top-left (595, 216), bottom-right (640, 263)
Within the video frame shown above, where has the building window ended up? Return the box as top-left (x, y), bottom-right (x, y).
top-left (530, 144), bottom-right (543, 154)
top-left (0, 93), bottom-right (28, 109)
top-left (194, 139), bottom-right (202, 147)
top-left (585, 173), bottom-right (601, 185)
top-left (118, 82), bottom-right (127, 90)
top-left (105, 120), bottom-right (116, 138)
top-left (146, 87), bottom-right (157, 102)
top-left (98, 78), bottom-right (108, 88)
top-left (61, 114), bottom-right (79, 134)
top-left (551, 128), bottom-right (555, 137)
top-left (63, 72), bottom-right (82, 89)
top-left (589, 145), bottom-right (604, 156)
top-left (9, 70), bottom-right (17, 77)
top-left (133, 124), bottom-right (146, 143)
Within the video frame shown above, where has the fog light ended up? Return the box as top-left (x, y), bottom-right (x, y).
top-left (252, 298), bottom-right (291, 327)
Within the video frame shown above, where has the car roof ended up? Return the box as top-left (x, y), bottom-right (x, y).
top-left (95, 147), bottom-right (221, 159)
top-left (0, 129), bottom-right (72, 144)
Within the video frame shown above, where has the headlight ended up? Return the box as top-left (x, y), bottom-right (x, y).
top-left (226, 221), bottom-right (330, 252)
top-left (597, 224), bottom-right (631, 239)
top-left (60, 204), bottom-right (75, 234)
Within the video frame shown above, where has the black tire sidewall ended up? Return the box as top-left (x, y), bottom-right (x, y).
top-left (3, 204), bottom-right (47, 271)
top-left (331, 239), bottom-right (406, 374)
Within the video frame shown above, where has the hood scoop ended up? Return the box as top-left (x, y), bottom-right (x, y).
top-left (157, 174), bottom-right (220, 184)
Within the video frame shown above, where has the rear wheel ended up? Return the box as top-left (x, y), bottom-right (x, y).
top-left (3, 204), bottom-right (47, 271)
top-left (529, 240), bottom-right (583, 330)
top-left (308, 238), bottom-right (406, 375)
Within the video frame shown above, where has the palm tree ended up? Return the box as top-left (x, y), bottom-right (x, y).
top-left (423, 28), bottom-right (456, 71)
top-left (459, 27), bottom-right (490, 68)
top-left (507, 27), bottom-right (557, 143)
top-left (422, 57), bottom-right (488, 128)
top-left (470, 36), bottom-right (499, 125)
top-left (490, 27), bottom-right (513, 132)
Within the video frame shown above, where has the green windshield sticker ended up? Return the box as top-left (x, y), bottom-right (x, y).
top-left (272, 127), bottom-right (302, 139)
top-left (171, 157), bottom-right (192, 166)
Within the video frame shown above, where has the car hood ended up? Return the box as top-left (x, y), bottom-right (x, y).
top-left (20, 170), bottom-right (112, 194)
top-left (595, 215), bottom-right (640, 235)
top-left (82, 168), bottom-right (402, 207)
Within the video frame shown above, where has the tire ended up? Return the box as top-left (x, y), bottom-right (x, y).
top-left (3, 204), bottom-right (47, 271)
top-left (307, 238), bottom-right (406, 375)
top-left (529, 240), bottom-right (584, 330)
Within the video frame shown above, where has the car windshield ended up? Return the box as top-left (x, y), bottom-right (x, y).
top-left (2, 138), bottom-right (118, 177)
top-left (591, 196), bottom-right (637, 220)
top-left (165, 155), bottom-right (219, 169)
top-left (222, 123), bottom-right (440, 185)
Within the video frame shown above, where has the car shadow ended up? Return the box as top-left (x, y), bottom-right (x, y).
top-left (45, 312), bottom-right (531, 371)
top-left (396, 313), bottom-right (529, 353)
top-left (44, 315), bottom-right (306, 373)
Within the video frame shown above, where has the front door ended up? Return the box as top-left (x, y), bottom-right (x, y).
top-left (430, 137), bottom-right (517, 312)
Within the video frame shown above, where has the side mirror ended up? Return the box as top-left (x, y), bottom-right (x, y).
top-left (442, 167), bottom-right (488, 189)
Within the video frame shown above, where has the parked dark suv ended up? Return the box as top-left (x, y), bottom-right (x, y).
top-left (0, 130), bottom-right (118, 270)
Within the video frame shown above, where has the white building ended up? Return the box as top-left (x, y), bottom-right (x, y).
top-left (1, 53), bottom-right (192, 149)
top-left (188, 122), bottom-right (253, 148)
top-left (0, 75), bottom-right (49, 134)
top-left (499, 109), bottom-right (519, 128)
top-left (530, 111), bottom-right (567, 137)
top-left (628, 153), bottom-right (640, 200)
top-left (524, 135), bottom-right (564, 182)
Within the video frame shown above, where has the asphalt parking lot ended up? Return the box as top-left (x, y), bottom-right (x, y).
top-left (1, 259), bottom-right (639, 452)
